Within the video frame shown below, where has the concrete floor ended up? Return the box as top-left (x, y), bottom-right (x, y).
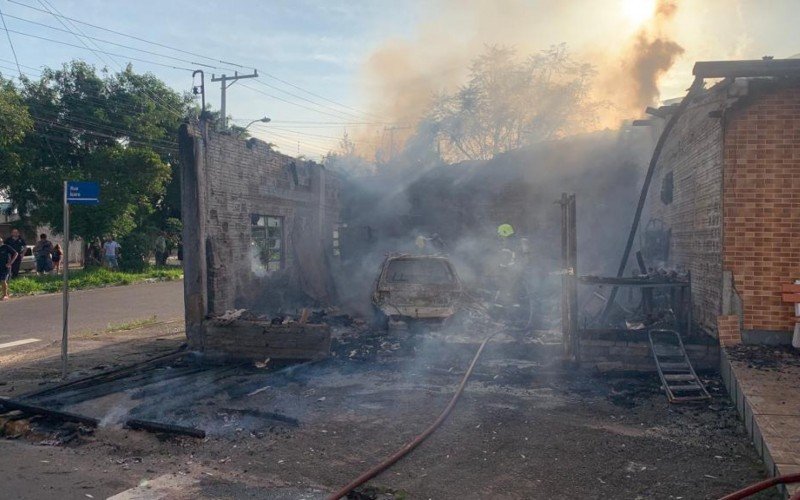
top-left (722, 345), bottom-right (800, 494)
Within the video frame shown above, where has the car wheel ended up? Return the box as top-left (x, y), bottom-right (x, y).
top-left (371, 306), bottom-right (389, 331)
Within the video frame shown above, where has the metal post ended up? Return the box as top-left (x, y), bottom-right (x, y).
top-left (210, 70), bottom-right (259, 131)
top-left (61, 181), bottom-right (70, 379)
top-left (568, 194), bottom-right (579, 361)
top-left (219, 74), bottom-right (227, 130)
top-left (559, 193), bottom-right (569, 356)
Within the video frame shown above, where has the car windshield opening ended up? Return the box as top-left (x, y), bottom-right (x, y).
top-left (386, 259), bottom-right (454, 285)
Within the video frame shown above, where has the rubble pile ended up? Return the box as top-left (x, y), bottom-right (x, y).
top-left (726, 344), bottom-right (800, 371)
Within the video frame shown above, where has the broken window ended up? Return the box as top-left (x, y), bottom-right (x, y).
top-left (332, 224), bottom-right (340, 257)
top-left (251, 215), bottom-right (283, 272)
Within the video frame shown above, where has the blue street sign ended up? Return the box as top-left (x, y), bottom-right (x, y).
top-left (66, 181), bottom-right (100, 205)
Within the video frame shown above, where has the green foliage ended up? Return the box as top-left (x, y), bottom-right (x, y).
top-left (164, 217), bottom-right (183, 235)
top-left (0, 79), bottom-right (32, 147)
top-left (8, 266), bottom-right (183, 295)
top-left (119, 232), bottom-right (152, 271)
top-left (0, 61), bottom-right (192, 241)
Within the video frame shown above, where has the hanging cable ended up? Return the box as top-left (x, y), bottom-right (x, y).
top-left (0, 5), bottom-right (22, 77)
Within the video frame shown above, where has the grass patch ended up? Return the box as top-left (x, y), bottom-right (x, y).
top-left (8, 266), bottom-right (183, 296)
top-left (106, 315), bottom-right (160, 332)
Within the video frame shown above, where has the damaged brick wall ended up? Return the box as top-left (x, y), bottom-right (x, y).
top-left (722, 84), bottom-right (800, 334)
top-left (180, 121), bottom-right (340, 350)
top-left (641, 79), bottom-right (800, 340)
top-left (640, 87), bottom-right (727, 335)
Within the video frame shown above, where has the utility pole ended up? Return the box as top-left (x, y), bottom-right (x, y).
top-left (210, 70), bottom-right (258, 130)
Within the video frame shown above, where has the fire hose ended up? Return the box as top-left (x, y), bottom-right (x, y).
top-left (327, 332), bottom-right (497, 500)
top-left (719, 472), bottom-right (800, 500)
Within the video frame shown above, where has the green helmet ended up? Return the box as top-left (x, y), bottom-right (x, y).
top-left (497, 223), bottom-right (515, 238)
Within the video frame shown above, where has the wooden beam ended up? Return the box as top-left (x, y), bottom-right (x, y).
top-left (0, 398), bottom-right (99, 427)
top-left (125, 419), bottom-right (205, 438)
top-left (693, 59), bottom-right (800, 79)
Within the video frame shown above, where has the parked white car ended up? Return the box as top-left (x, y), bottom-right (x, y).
top-left (19, 245), bottom-right (36, 272)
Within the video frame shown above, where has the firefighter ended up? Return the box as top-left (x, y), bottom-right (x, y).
top-left (493, 223), bottom-right (536, 330)
top-left (496, 223), bottom-right (517, 267)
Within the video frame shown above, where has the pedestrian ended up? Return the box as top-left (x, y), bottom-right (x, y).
top-left (52, 243), bottom-right (63, 273)
top-left (90, 237), bottom-right (102, 266)
top-left (5, 228), bottom-right (26, 278)
top-left (0, 236), bottom-right (19, 300)
top-left (103, 236), bottom-right (121, 269)
top-left (33, 233), bottom-right (54, 275)
top-left (154, 231), bottom-right (167, 266)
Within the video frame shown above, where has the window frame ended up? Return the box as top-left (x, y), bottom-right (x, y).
top-left (250, 214), bottom-right (284, 272)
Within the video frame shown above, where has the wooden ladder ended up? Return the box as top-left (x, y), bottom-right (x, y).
top-left (648, 329), bottom-right (711, 403)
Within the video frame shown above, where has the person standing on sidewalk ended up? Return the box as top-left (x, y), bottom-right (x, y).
top-left (5, 228), bottom-right (25, 278)
top-left (154, 232), bottom-right (167, 266)
top-left (0, 237), bottom-right (19, 300)
top-left (103, 236), bottom-right (121, 269)
top-left (52, 243), bottom-right (63, 273)
top-left (33, 233), bottom-right (54, 274)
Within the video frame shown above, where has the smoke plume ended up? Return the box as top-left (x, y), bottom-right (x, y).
top-left (620, 0), bottom-right (685, 111)
top-left (347, 0), bottom-right (687, 160)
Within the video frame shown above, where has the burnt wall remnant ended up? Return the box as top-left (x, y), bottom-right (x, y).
top-left (179, 120), bottom-right (340, 358)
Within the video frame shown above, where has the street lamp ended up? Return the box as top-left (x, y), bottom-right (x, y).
top-left (243, 116), bottom-right (271, 131)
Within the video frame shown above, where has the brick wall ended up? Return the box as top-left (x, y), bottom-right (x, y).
top-left (717, 314), bottom-right (742, 346)
top-left (722, 84), bottom-right (800, 334)
top-left (180, 122), bottom-right (340, 349)
top-left (640, 87), bottom-right (727, 333)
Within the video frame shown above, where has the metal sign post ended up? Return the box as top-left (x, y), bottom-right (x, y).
top-left (61, 181), bottom-right (100, 379)
top-left (61, 181), bottom-right (69, 379)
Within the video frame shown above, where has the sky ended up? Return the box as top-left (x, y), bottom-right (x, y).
top-left (0, 0), bottom-right (797, 160)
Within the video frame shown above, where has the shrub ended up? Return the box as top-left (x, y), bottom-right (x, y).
top-left (119, 232), bottom-right (151, 271)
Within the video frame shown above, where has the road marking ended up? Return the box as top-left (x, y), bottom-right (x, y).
top-left (0, 338), bottom-right (41, 350)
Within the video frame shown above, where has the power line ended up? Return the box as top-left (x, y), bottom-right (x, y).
top-left (1, 11), bottom-right (223, 70)
top-left (251, 79), bottom-right (368, 122)
top-left (0, 5), bottom-right (22, 77)
top-left (230, 118), bottom-right (392, 125)
top-left (0, 26), bottom-right (196, 72)
top-left (0, 18), bottom-right (364, 124)
top-left (238, 82), bottom-right (360, 121)
top-left (7, 0), bottom-right (247, 68)
top-left (34, 0), bottom-right (187, 120)
top-left (7, 0), bottom-right (381, 120)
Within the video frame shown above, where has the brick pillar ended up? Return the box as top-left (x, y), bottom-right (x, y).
top-left (717, 314), bottom-right (742, 347)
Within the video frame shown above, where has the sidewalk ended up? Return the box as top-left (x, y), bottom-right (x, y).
top-left (721, 345), bottom-right (800, 492)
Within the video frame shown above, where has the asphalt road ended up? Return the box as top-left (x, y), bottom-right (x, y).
top-left (0, 280), bottom-right (184, 354)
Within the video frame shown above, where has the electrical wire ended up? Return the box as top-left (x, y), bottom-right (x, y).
top-left (0, 26), bottom-right (195, 72)
top-left (1, 10), bottom-right (220, 69)
top-left (35, 0), bottom-right (187, 120)
top-left (7, 0), bottom-right (381, 120)
top-left (0, 5), bottom-right (22, 77)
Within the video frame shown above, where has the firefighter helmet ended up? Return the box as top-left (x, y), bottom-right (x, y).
top-left (497, 223), bottom-right (515, 238)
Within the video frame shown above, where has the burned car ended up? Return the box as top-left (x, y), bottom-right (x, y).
top-left (372, 254), bottom-right (463, 327)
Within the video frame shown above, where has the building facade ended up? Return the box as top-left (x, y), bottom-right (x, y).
top-left (639, 63), bottom-right (800, 344)
top-left (179, 121), bottom-right (340, 349)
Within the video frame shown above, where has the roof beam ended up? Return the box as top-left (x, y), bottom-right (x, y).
top-left (693, 59), bottom-right (800, 78)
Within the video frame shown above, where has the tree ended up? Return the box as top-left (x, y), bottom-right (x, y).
top-left (0, 79), bottom-right (32, 147)
top-left (427, 44), bottom-right (600, 162)
top-left (0, 78), bottom-right (33, 208)
top-left (323, 131), bottom-right (375, 176)
top-left (0, 61), bottom-right (192, 241)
